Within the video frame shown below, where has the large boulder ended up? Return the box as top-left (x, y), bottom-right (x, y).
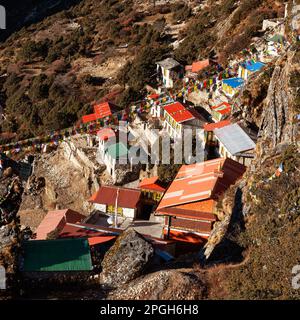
top-left (100, 228), bottom-right (154, 288)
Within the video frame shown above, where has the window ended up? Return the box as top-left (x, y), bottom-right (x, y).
top-left (107, 205), bottom-right (123, 216)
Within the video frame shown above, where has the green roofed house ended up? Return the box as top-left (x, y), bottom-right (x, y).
top-left (97, 128), bottom-right (148, 183)
top-left (22, 238), bottom-right (93, 272)
top-left (105, 142), bottom-right (128, 159)
top-left (102, 140), bottom-right (129, 183)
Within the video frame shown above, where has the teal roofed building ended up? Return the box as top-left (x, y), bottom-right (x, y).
top-left (102, 141), bottom-right (130, 182)
top-left (105, 142), bottom-right (128, 159)
top-left (22, 238), bottom-right (93, 272)
top-left (96, 128), bottom-right (147, 183)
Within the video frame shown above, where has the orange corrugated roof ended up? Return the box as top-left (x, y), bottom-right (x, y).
top-left (139, 176), bottom-right (166, 192)
top-left (176, 199), bottom-right (215, 213)
top-left (164, 229), bottom-right (207, 243)
top-left (157, 200), bottom-right (217, 221)
top-left (157, 158), bottom-right (246, 211)
top-left (35, 209), bottom-right (85, 240)
top-left (204, 120), bottom-right (231, 131)
top-left (191, 59), bottom-right (210, 73)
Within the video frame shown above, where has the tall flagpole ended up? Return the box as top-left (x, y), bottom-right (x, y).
top-left (114, 188), bottom-right (119, 228)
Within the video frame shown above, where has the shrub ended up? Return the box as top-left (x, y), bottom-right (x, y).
top-left (20, 39), bottom-right (50, 62)
top-left (172, 3), bottom-right (192, 23)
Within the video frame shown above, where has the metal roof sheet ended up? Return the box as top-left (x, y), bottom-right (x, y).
top-left (222, 77), bottom-right (244, 88)
top-left (191, 59), bottom-right (210, 73)
top-left (164, 102), bottom-right (195, 123)
top-left (204, 120), bottom-right (231, 131)
top-left (157, 158), bottom-right (246, 210)
top-left (214, 123), bottom-right (256, 155)
top-left (243, 61), bottom-right (265, 72)
top-left (156, 57), bottom-right (181, 70)
top-left (82, 113), bottom-right (98, 123)
top-left (139, 176), bottom-right (166, 192)
top-left (94, 102), bottom-right (113, 118)
top-left (35, 209), bottom-right (85, 240)
top-left (105, 142), bottom-right (128, 159)
top-left (22, 238), bottom-right (93, 272)
top-left (89, 186), bottom-right (142, 209)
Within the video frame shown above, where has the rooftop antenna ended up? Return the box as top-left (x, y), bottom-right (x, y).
top-left (114, 188), bottom-right (120, 228)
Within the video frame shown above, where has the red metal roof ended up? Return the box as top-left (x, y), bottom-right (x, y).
top-left (88, 236), bottom-right (116, 246)
top-left (211, 102), bottom-right (232, 115)
top-left (82, 113), bottom-right (99, 124)
top-left (35, 209), bottom-right (85, 240)
top-left (58, 223), bottom-right (116, 246)
top-left (157, 158), bottom-right (246, 211)
top-left (94, 102), bottom-right (113, 118)
top-left (204, 120), bottom-right (231, 131)
top-left (157, 206), bottom-right (216, 222)
top-left (97, 128), bottom-right (116, 141)
top-left (60, 222), bottom-right (175, 248)
top-left (89, 186), bottom-right (142, 209)
top-left (164, 229), bottom-right (207, 244)
top-left (164, 102), bottom-right (195, 124)
top-left (139, 176), bottom-right (166, 193)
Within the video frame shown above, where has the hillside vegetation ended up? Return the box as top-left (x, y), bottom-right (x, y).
top-left (0, 0), bottom-right (285, 143)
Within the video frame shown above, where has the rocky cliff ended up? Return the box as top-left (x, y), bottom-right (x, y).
top-left (201, 37), bottom-right (300, 299)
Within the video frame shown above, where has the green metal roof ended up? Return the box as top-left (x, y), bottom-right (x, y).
top-left (106, 142), bottom-right (128, 159)
top-left (22, 238), bottom-right (93, 272)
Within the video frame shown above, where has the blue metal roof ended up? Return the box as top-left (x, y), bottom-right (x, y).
top-left (243, 61), bottom-right (265, 72)
top-left (222, 77), bottom-right (244, 89)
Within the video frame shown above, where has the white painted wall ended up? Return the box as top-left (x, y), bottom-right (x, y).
top-left (123, 207), bottom-right (136, 219)
top-left (94, 203), bottom-right (106, 212)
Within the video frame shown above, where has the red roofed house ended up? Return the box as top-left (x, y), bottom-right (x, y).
top-left (163, 101), bottom-right (206, 139)
top-left (89, 185), bottom-right (142, 220)
top-left (82, 102), bottom-right (117, 124)
top-left (211, 102), bottom-right (232, 122)
top-left (138, 176), bottom-right (166, 204)
top-left (155, 158), bottom-right (246, 243)
top-left (35, 209), bottom-right (85, 240)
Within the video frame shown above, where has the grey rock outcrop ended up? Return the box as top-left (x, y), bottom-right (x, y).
top-left (100, 228), bottom-right (154, 288)
top-left (260, 52), bottom-right (297, 152)
top-left (109, 269), bottom-right (206, 300)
